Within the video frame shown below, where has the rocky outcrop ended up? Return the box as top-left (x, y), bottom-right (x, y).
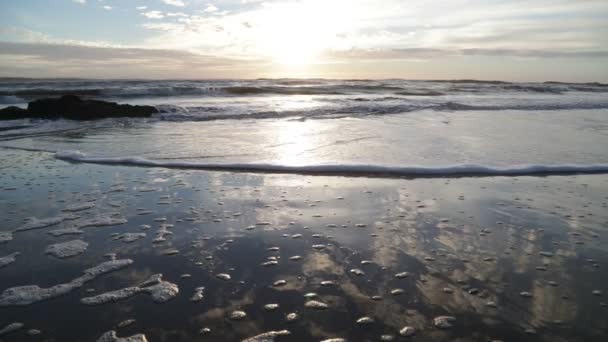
top-left (0, 106), bottom-right (29, 120)
top-left (0, 95), bottom-right (157, 121)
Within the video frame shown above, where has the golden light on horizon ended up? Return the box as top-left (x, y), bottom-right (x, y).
top-left (255, 1), bottom-right (350, 65)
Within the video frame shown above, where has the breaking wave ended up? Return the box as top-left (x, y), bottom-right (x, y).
top-left (55, 150), bottom-right (608, 178)
top-left (1, 79), bottom-right (608, 100)
top-left (154, 101), bottom-right (608, 122)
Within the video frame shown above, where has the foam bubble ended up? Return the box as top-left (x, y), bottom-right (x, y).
top-left (15, 214), bottom-right (79, 232)
top-left (242, 330), bottom-right (290, 342)
top-left (0, 259), bottom-right (133, 306)
top-left (45, 240), bottom-right (88, 258)
top-left (0, 322), bottom-right (24, 336)
top-left (96, 330), bottom-right (148, 342)
top-left (62, 202), bottom-right (96, 212)
top-left (81, 274), bottom-right (179, 305)
top-left (0, 252), bottom-right (19, 268)
top-left (0, 231), bottom-right (13, 244)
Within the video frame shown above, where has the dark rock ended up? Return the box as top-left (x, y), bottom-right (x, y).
top-left (26, 95), bottom-right (157, 120)
top-left (0, 95), bottom-right (157, 121)
top-left (0, 106), bottom-right (30, 120)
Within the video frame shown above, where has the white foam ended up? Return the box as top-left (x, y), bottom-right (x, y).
top-left (45, 240), bottom-right (88, 258)
top-left (0, 322), bottom-right (24, 336)
top-left (242, 330), bottom-right (291, 342)
top-left (76, 216), bottom-right (128, 229)
top-left (55, 150), bottom-right (608, 177)
top-left (0, 231), bottom-right (12, 244)
top-left (15, 214), bottom-right (79, 232)
top-left (96, 330), bottom-right (148, 342)
top-left (0, 259), bottom-right (133, 306)
top-left (113, 233), bottom-right (146, 243)
top-left (0, 252), bottom-right (20, 268)
top-left (62, 202), bottom-right (96, 212)
top-left (81, 274), bottom-right (178, 305)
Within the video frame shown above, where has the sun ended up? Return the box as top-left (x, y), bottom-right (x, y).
top-left (254, 1), bottom-right (347, 65)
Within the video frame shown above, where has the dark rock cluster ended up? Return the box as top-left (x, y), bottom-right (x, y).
top-left (0, 95), bottom-right (158, 120)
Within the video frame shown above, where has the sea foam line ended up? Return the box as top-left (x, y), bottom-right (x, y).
top-left (54, 150), bottom-right (608, 178)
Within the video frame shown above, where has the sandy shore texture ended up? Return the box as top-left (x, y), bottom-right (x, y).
top-left (0, 148), bottom-right (607, 341)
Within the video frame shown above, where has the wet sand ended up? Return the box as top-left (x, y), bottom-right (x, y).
top-left (1, 149), bottom-right (607, 341)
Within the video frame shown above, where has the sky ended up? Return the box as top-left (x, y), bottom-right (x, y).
top-left (0, 0), bottom-right (607, 81)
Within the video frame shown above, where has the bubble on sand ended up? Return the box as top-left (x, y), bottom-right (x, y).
top-left (0, 252), bottom-right (20, 268)
top-left (153, 224), bottom-right (173, 243)
top-left (261, 260), bottom-right (279, 267)
top-left (117, 319), bottom-right (135, 328)
top-left (113, 233), bottom-right (146, 243)
top-left (0, 322), bottom-right (23, 336)
top-left (96, 330), bottom-right (148, 342)
top-left (264, 303), bottom-right (280, 311)
top-left (399, 326), bottom-right (416, 337)
top-left (320, 339), bottom-right (346, 342)
top-left (395, 272), bottom-right (410, 279)
top-left (305, 300), bottom-right (329, 310)
top-left (433, 316), bottom-right (456, 329)
top-left (286, 312), bottom-right (299, 322)
top-left (350, 268), bottom-right (365, 276)
top-left (190, 287), bottom-right (205, 302)
top-left (81, 274), bottom-right (179, 305)
top-left (26, 329), bottom-right (41, 336)
top-left (229, 310), bottom-right (247, 320)
top-left (273, 279), bottom-right (287, 287)
top-left (63, 202), bottom-right (96, 212)
top-left (390, 289), bottom-right (404, 296)
top-left (77, 217), bottom-right (128, 229)
top-left (0, 259), bottom-right (133, 306)
top-left (48, 228), bottom-right (84, 236)
top-left (242, 330), bottom-right (290, 342)
top-left (356, 316), bottom-right (374, 325)
top-left (289, 255), bottom-right (302, 261)
top-left (45, 239), bottom-right (88, 258)
top-left (0, 231), bottom-right (13, 244)
top-left (216, 273), bottom-right (231, 281)
top-left (15, 214), bottom-right (79, 232)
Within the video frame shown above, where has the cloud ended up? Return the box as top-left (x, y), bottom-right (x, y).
top-left (0, 41), bottom-right (262, 78)
top-left (103, 5), bottom-right (112, 10)
top-left (204, 4), bottom-right (218, 13)
top-left (161, 0), bottom-right (186, 7)
top-left (325, 48), bottom-right (608, 61)
top-left (142, 11), bottom-right (165, 19)
top-left (72, 0), bottom-right (86, 4)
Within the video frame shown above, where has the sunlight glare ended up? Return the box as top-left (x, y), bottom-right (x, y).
top-left (256, 1), bottom-right (349, 65)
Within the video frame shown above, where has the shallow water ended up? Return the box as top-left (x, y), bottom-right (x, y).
top-left (1, 149), bottom-right (607, 341)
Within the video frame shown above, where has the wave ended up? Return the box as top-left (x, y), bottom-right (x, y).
top-left (55, 150), bottom-right (608, 178)
top-left (3, 81), bottom-right (607, 100)
top-left (155, 100), bottom-right (608, 122)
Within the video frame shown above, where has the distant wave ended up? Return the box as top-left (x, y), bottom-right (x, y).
top-left (155, 101), bottom-right (608, 122)
top-left (55, 150), bottom-right (608, 177)
top-left (2, 81), bottom-right (608, 100)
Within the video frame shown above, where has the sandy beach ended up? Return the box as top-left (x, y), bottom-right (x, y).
top-left (1, 148), bottom-right (607, 341)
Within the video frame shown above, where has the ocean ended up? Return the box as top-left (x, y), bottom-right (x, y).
top-left (1, 79), bottom-right (607, 341)
top-left (1, 78), bottom-right (608, 173)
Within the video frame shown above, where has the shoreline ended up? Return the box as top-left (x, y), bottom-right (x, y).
top-left (1, 148), bottom-right (607, 341)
